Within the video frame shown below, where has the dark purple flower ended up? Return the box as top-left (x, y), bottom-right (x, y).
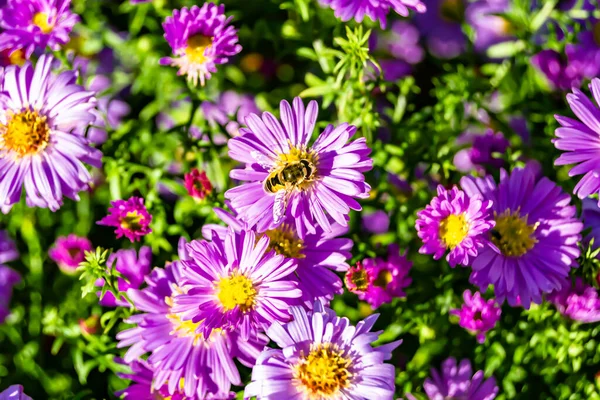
top-left (0, 0), bottom-right (78, 56)
top-left (454, 129), bottom-right (510, 174)
top-left (319, 0), bottom-right (426, 29)
top-left (424, 357), bottom-right (498, 400)
top-left (582, 198), bottom-right (600, 246)
top-left (201, 91), bottom-right (260, 136)
top-left (160, 4), bottom-right (242, 86)
top-left (414, 0), bottom-right (467, 59)
top-left (461, 166), bottom-right (583, 308)
top-left (0, 385), bottom-right (32, 400)
top-left (451, 290), bottom-right (501, 343)
top-left (466, 0), bottom-right (515, 55)
top-left (554, 78), bottom-right (600, 203)
top-left (548, 278), bottom-right (600, 323)
top-left (0, 48), bottom-right (26, 67)
top-left (0, 265), bottom-right (20, 324)
top-left (245, 301), bottom-right (402, 399)
top-left (48, 234), bottom-right (93, 274)
top-left (97, 197), bottom-right (152, 242)
top-left (0, 230), bottom-right (19, 265)
top-left (97, 246), bottom-right (152, 307)
top-left (345, 245), bottom-right (412, 309)
top-left (370, 21), bottom-right (424, 81)
top-left (362, 209), bottom-right (390, 234)
top-left (416, 185), bottom-right (495, 267)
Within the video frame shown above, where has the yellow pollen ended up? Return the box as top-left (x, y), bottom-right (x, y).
top-left (185, 34), bottom-right (212, 64)
top-left (216, 272), bottom-right (257, 312)
top-left (492, 209), bottom-right (538, 257)
top-left (348, 269), bottom-right (369, 291)
top-left (120, 211), bottom-right (143, 232)
top-left (439, 214), bottom-right (469, 249)
top-left (265, 224), bottom-right (305, 259)
top-left (166, 309), bottom-right (204, 345)
top-left (373, 270), bottom-right (393, 288)
top-left (1, 110), bottom-right (51, 157)
top-left (32, 12), bottom-right (53, 34)
top-left (8, 49), bottom-right (25, 66)
top-left (277, 145), bottom-right (316, 166)
top-left (294, 343), bottom-right (353, 398)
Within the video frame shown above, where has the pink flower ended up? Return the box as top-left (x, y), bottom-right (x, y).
top-left (184, 168), bottom-right (213, 200)
top-left (451, 290), bottom-right (501, 343)
top-left (97, 197), bottom-right (152, 242)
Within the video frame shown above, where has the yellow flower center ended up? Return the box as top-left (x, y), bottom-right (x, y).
top-left (216, 273), bottom-right (257, 312)
top-left (348, 268), bottom-right (369, 291)
top-left (294, 343), bottom-right (353, 398)
top-left (165, 297), bottom-right (204, 346)
top-left (440, 0), bottom-right (465, 23)
top-left (439, 214), bottom-right (469, 249)
top-left (8, 49), bottom-right (26, 66)
top-left (1, 110), bottom-right (51, 157)
top-left (266, 146), bottom-right (318, 192)
top-left (120, 211), bottom-right (143, 232)
top-left (492, 209), bottom-right (538, 257)
top-left (32, 12), bottom-right (54, 34)
top-left (185, 34), bottom-right (212, 64)
top-left (264, 223), bottom-right (305, 259)
top-left (373, 270), bottom-right (393, 288)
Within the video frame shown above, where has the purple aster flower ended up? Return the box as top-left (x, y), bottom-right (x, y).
top-left (460, 166), bottom-right (583, 308)
top-left (450, 290), bottom-right (501, 343)
top-left (201, 91), bottom-right (260, 136)
top-left (548, 278), bottom-right (600, 323)
top-left (171, 228), bottom-right (301, 340)
top-left (370, 21), bottom-right (424, 81)
top-left (160, 4), bottom-right (242, 86)
top-left (202, 207), bottom-right (352, 307)
top-left (97, 246), bottom-right (152, 307)
top-left (0, 0), bottom-right (78, 57)
top-left (416, 185), bottom-right (495, 267)
top-left (362, 209), bottom-right (390, 234)
top-left (0, 231), bottom-right (18, 265)
top-left (319, 0), bottom-right (426, 29)
top-left (0, 385), bottom-right (32, 400)
top-left (0, 54), bottom-right (101, 213)
top-left (0, 265), bottom-right (20, 323)
top-left (116, 260), bottom-right (266, 398)
top-left (454, 130), bottom-right (510, 174)
top-left (554, 78), bottom-right (600, 203)
top-left (245, 301), bottom-right (402, 400)
top-left (345, 245), bottom-right (412, 309)
top-left (414, 0), bottom-right (467, 59)
top-left (466, 0), bottom-right (515, 55)
top-left (184, 168), bottom-right (213, 201)
top-left (97, 197), bottom-right (152, 242)
top-left (582, 198), bottom-right (600, 246)
top-left (115, 359), bottom-right (235, 400)
top-left (225, 97), bottom-right (373, 236)
top-left (48, 234), bottom-right (92, 274)
top-left (424, 357), bottom-right (498, 400)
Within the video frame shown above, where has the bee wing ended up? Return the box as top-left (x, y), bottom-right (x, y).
top-left (273, 189), bottom-right (291, 225)
top-left (251, 150), bottom-right (275, 171)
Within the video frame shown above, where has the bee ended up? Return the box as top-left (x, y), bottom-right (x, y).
top-left (264, 160), bottom-right (315, 193)
top-left (262, 159), bottom-right (315, 224)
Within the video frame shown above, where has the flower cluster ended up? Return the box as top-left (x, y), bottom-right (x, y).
top-left (345, 245), bottom-right (412, 309)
